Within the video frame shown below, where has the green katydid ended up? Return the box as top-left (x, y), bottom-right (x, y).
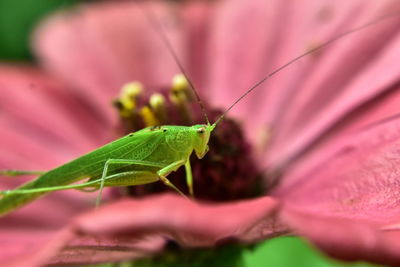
top-left (0, 7), bottom-right (399, 217)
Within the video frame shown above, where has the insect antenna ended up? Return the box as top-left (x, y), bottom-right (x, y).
top-left (142, 2), bottom-right (211, 125)
top-left (212, 11), bottom-right (400, 128)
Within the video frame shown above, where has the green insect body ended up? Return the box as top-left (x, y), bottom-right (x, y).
top-left (0, 124), bottom-right (214, 216)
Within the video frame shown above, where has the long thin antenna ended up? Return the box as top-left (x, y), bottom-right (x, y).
top-left (213, 11), bottom-right (400, 127)
top-left (142, 2), bottom-right (211, 125)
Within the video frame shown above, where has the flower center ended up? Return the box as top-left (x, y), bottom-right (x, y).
top-left (112, 75), bottom-right (264, 201)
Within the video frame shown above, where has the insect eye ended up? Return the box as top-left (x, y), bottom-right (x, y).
top-left (197, 128), bottom-right (205, 134)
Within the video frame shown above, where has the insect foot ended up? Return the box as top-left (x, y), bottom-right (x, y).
top-left (111, 74), bottom-right (265, 202)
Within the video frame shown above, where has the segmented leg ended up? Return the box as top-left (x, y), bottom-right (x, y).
top-left (0, 171), bottom-right (158, 196)
top-left (157, 160), bottom-right (189, 199)
top-left (184, 161), bottom-right (194, 197)
top-left (0, 178), bottom-right (102, 195)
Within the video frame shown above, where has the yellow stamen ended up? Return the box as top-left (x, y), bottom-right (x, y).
top-left (117, 82), bottom-right (143, 117)
top-left (172, 74), bottom-right (189, 92)
top-left (150, 93), bottom-right (167, 124)
top-left (150, 93), bottom-right (166, 108)
top-left (121, 81), bottom-right (143, 98)
top-left (171, 74), bottom-right (195, 104)
top-left (169, 74), bottom-right (193, 124)
top-left (140, 106), bottom-right (159, 127)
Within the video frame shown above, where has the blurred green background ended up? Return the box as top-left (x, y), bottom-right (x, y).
top-left (0, 0), bottom-right (79, 60)
top-left (243, 237), bottom-right (380, 267)
top-left (0, 0), bottom-right (383, 266)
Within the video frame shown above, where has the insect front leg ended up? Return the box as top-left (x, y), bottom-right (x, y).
top-left (184, 161), bottom-right (194, 198)
top-left (157, 160), bottom-right (189, 199)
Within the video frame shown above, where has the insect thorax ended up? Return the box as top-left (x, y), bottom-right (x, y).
top-left (165, 126), bottom-right (193, 153)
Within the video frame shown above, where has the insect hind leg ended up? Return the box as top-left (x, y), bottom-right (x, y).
top-left (0, 179), bottom-right (101, 196)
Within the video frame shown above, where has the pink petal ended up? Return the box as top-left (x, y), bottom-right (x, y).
top-left (208, 0), bottom-right (351, 130)
top-left (181, 1), bottom-right (213, 92)
top-left (0, 64), bottom-right (110, 166)
top-left (0, 228), bottom-right (73, 267)
top-left (281, 210), bottom-right (400, 265)
top-left (3, 195), bottom-right (280, 266)
top-left (279, 84), bottom-right (400, 183)
top-left (47, 231), bottom-right (165, 266)
top-left (34, 1), bottom-right (187, 123)
top-left (274, 113), bottom-right (400, 263)
top-left (208, 0), bottom-right (285, 123)
top-left (0, 65), bottom-right (109, 198)
top-left (0, 66), bottom-right (101, 261)
top-left (74, 195), bottom-right (279, 246)
top-left (266, 0), bottom-right (400, 168)
top-left (205, 0), bottom-right (400, 169)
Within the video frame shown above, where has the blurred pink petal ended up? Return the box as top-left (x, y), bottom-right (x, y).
top-left (1, 228), bottom-right (72, 267)
top-left (34, 1), bottom-right (186, 123)
top-left (0, 64), bottom-right (110, 166)
top-left (0, 65), bottom-right (99, 263)
top-left (269, 13), bottom-right (400, 169)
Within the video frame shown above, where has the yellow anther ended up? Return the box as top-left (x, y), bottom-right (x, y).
top-left (119, 96), bottom-right (135, 111)
top-left (170, 75), bottom-right (191, 106)
top-left (140, 106), bottom-right (159, 127)
top-left (149, 93), bottom-right (166, 109)
top-left (150, 93), bottom-right (167, 124)
top-left (117, 82), bottom-right (144, 117)
top-left (121, 81), bottom-right (143, 98)
top-left (172, 74), bottom-right (189, 92)
top-left (169, 74), bottom-right (193, 124)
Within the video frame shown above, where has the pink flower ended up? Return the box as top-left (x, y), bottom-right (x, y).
top-left (2, 0), bottom-right (400, 266)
